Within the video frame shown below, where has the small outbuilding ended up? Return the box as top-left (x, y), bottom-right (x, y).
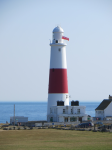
top-left (95, 95), bottom-right (112, 120)
top-left (10, 116), bottom-right (28, 125)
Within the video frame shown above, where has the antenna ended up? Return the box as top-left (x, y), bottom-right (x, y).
top-left (14, 104), bottom-right (15, 126)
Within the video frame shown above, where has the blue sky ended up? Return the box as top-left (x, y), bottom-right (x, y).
top-left (0, 0), bottom-right (112, 102)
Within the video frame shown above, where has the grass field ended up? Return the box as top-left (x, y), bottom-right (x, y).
top-left (0, 129), bottom-right (112, 150)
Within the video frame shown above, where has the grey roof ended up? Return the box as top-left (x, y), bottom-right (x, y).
top-left (95, 99), bottom-right (112, 110)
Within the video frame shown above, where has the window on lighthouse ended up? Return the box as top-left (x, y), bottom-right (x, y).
top-left (56, 40), bottom-right (58, 43)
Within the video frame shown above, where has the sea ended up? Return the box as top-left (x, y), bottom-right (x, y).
top-left (0, 102), bottom-right (100, 123)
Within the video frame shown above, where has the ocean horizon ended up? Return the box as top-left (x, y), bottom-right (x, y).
top-left (0, 101), bottom-right (101, 123)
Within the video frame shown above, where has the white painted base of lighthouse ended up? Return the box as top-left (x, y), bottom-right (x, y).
top-left (47, 93), bottom-right (69, 114)
top-left (47, 105), bottom-right (88, 122)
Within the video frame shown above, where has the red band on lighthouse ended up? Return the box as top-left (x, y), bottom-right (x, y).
top-left (48, 69), bottom-right (68, 93)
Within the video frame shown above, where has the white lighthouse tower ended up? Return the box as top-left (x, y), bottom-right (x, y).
top-left (47, 26), bottom-right (88, 123)
top-left (47, 26), bottom-right (69, 121)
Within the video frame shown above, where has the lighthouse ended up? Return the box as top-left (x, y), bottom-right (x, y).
top-left (47, 26), bottom-right (88, 123)
top-left (47, 26), bottom-right (69, 122)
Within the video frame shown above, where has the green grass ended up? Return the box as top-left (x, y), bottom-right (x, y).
top-left (0, 129), bottom-right (112, 150)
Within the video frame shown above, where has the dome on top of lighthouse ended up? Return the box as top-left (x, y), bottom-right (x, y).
top-left (53, 26), bottom-right (64, 33)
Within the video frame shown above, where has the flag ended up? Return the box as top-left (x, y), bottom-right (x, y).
top-left (62, 36), bottom-right (69, 41)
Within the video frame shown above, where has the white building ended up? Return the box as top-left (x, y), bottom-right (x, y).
top-left (48, 102), bottom-right (88, 122)
top-left (10, 116), bottom-right (28, 125)
top-left (47, 26), bottom-right (88, 123)
top-left (95, 95), bottom-right (112, 120)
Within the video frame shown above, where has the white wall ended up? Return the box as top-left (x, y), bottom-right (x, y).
top-left (59, 116), bottom-right (64, 122)
top-left (95, 102), bottom-right (112, 120)
top-left (82, 116), bottom-right (87, 121)
top-left (50, 45), bottom-right (67, 69)
top-left (56, 106), bottom-right (85, 115)
top-left (47, 94), bottom-right (69, 115)
top-left (104, 102), bottom-right (112, 117)
top-left (95, 110), bottom-right (104, 120)
top-left (72, 107), bottom-right (85, 114)
top-left (47, 106), bottom-right (87, 122)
